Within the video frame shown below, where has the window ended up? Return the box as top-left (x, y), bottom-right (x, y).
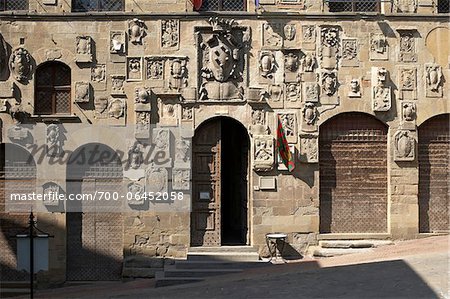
top-left (72, 0), bottom-right (124, 12)
top-left (326, 0), bottom-right (380, 12)
top-left (35, 62), bottom-right (71, 115)
top-left (199, 0), bottom-right (246, 11)
top-left (0, 0), bottom-right (29, 11)
top-left (437, 0), bottom-right (449, 13)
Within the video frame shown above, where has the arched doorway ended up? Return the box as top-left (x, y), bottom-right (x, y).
top-left (319, 113), bottom-right (388, 233)
top-left (0, 143), bottom-right (36, 281)
top-left (191, 117), bottom-right (249, 246)
top-left (35, 61), bottom-right (71, 115)
top-left (418, 114), bottom-right (449, 233)
top-left (66, 143), bottom-right (123, 280)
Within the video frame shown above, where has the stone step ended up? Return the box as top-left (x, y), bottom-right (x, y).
top-left (175, 260), bottom-right (267, 270)
top-left (319, 240), bottom-right (394, 249)
top-left (0, 281), bottom-right (34, 288)
top-left (313, 248), bottom-right (373, 257)
top-left (164, 268), bottom-right (242, 278)
top-left (154, 272), bottom-right (203, 288)
top-left (0, 288), bottom-right (30, 298)
top-left (187, 252), bottom-right (260, 262)
top-left (188, 246), bottom-right (258, 253)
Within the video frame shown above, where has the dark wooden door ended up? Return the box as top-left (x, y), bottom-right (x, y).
top-left (191, 119), bottom-right (222, 246)
top-left (319, 113), bottom-right (388, 233)
top-left (419, 114), bottom-right (449, 233)
top-left (66, 179), bottom-right (123, 281)
top-left (66, 144), bottom-right (123, 281)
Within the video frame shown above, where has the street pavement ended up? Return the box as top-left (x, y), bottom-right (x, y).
top-left (23, 235), bottom-right (449, 299)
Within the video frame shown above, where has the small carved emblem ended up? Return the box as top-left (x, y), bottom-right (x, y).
top-left (75, 82), bottom-right (90, 103)
top-left (9, 48), bottom-right (32, 82)
top-left (161, 20), bottom-right (179, 49)
top-left (284, 24), bottom-right (296, 41)
top-left (394, 130), bottom-right (415, 161)
top-left (129, 19), bottom-right (146, 45)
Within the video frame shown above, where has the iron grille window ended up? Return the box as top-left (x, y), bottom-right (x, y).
top-left (326, 0), bottom-right (380, 12)
top-left (0, 0), bottom-right (29, 11)
top-left (437, 0), bottom-right (449, 13)
top-left (72, 0), bottom-right (124, 12)
top-left (35, 62), bottom-right (71, 115)
top-left (199, 0), bottom-right (246, 11)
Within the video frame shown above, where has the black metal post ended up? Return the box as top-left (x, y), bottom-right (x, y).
top-left (29, 211), bottom-right (34, 299)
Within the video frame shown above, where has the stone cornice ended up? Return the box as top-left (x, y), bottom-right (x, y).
top-left (0, 12), bottom-right (448, 22)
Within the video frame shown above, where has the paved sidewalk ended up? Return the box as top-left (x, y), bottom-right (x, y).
top-left (24, 235), bottom-right (449, 299)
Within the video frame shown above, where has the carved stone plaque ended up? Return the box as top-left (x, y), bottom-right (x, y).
top-left (262, 22), bottom-right (283, 49)
top-left (253, 135), bottom-right (274, 172)
top-left (75, 81), bottom-right (90, 103)
top-left (303, 82), bottom-right (319, 103)
top-left (265, 84), bottom-right (284, 108)
top-left (127, 57), bottom-right (143, 81)
top-left (196, 18), bottom-right (249, 102)
top-left (299, 134), bottom-right (318, 163)
top-left (341, 38), bottom-right (358, 67)
top-left (401, 101), bottom-right (416, 130)
top-left (110, 31), bottom-right (126, 54)
top-left (172, 168), bottom-right (190, 190)
top-left (398, 67), bottom-right (417, 100)
top-left (369, 33), bottom-right (388, 61)
top-left (394, 130), bottom-right (416, 161)
top-left (277, 112), bottom-right (297, 143)
top-left (301, 103), bottom-right (318, 132)
top-left (161, 19), bottom-right (179, 50)
top-left (372, 67), bottom-right (391, 112)
top-left (398, 30), bottom-right (417, 63)
top-left (425, 63), bottom-right (443, 98)
top-left (75, 36), bottom-right (93, 63)
top-left (319, 26), bottom-right (340, 69)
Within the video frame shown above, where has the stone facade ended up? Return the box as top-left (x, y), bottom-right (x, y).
top-left (0, 0), bottom-right (449, 285)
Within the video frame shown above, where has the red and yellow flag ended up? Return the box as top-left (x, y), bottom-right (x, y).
top-left (276, 116), bottom-right (295, 172)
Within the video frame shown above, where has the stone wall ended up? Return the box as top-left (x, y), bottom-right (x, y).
top-left (0, 1), bottom-right (448, 283)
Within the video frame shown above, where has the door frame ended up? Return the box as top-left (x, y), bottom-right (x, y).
top-left (190, 116), bottom-right (251, 247)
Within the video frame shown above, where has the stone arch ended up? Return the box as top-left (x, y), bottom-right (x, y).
top-left (317, 105), bottom-right (388, 128)
top-left (425, 27), bottom-right (450, 67)
top-left (194, 115), bottom-right (250, 139)
top-left (319, 112), bottom-right (388, 234)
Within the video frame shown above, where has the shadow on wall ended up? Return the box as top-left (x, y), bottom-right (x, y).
top-left (0, 212), bottom-right (124, 283)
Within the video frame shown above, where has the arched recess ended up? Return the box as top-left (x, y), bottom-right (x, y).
top-left (418, 114), bottom-right (449, 233)
top-left (66, 143), bottom-right (123, 281)
top-left (35, 61), bottom-right (71, 115)
top-left (319, 112), bottom-right (388, 234)
top-left (191, 116), bottom-right (250, 246)
top-left (0, 143), bottom-right (36, 281)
